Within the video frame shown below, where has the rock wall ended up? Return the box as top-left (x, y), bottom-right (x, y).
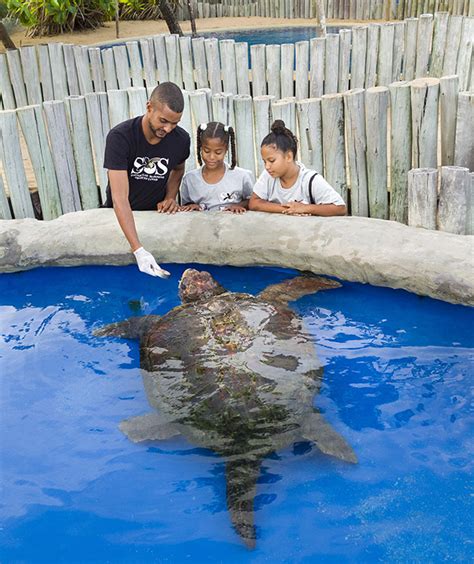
top-left (0, 209), bottom-right (473, 306)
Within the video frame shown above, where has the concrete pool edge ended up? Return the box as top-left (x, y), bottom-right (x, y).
top-left (0, 209), bottom-right (472, 306)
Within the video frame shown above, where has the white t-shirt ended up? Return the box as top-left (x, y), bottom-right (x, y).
top-left (180, 165), bottom-right (255, 211)
top-left (253, 162), bottom-right (345, 206)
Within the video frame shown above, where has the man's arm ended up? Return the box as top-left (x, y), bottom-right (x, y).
top-left (157, 162), bottom-right (186, 213)
top-left (108, 169), bottom-right (141, 251)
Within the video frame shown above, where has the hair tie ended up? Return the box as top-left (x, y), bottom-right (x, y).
top-left (224, 125), bottom-right (230, 132)
top-left (199, 123), bottom-right (208, 131)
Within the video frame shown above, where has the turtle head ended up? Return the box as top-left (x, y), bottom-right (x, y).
top-left (179, 269), bottom-right (226, 304)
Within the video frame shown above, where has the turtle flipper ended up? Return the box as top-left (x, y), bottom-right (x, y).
top-left (302, 411), bottom-right (357, 464)
top-left (93, 315), bottom-right (161, 340)
top-left (119, 412), bottom-right (181, 443)
top-left (257, 275), bottom-right (341, 305)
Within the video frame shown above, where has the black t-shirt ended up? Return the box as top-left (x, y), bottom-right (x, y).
top-left (103, 116), bottom-right (190, 210)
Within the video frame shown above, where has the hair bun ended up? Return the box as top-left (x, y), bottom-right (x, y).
top-left (271, 119), bottom-right (287, 134)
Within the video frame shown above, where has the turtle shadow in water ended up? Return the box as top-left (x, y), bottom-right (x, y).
top-left (95, 269), bottom-right (357, 549)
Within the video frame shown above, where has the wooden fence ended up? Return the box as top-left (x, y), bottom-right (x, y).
top-left (0, 79), bottom-right (472, 234)
top-left (1, 13), bottom-right (472, 111)
top-left (179, 0), bottom-right (474, 20)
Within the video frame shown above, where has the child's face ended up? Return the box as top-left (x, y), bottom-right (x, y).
top-left (261, 144), bottom-right (294, 178)
top-left (201, 137), bottom-right (228, 169)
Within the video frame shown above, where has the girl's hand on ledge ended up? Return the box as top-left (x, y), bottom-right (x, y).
top-left (179, 204), bottom-right (202, 212)
top-left (282, 202), bottom-right (310, 215)
top-left (223, 204), bottom-right (247, 214)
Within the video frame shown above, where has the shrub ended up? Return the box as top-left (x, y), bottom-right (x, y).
top-left (6, 0), bottom-right (115, 37)
top-left (119, 0), bottom-right (179, 21)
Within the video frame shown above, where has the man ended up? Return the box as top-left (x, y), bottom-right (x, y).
top-left (104, 82), bottom-right (190, 277)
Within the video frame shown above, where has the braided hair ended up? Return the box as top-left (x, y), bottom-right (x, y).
top-left (261, 120), bottom-right (298, 159)
top-left (196, 121), bottom-right (237, 169)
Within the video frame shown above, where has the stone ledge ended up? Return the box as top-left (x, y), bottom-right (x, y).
top-left (0, 209), bottom-right (473, 306)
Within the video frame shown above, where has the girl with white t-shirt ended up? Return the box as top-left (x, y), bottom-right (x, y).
top-left (249, 120), bottom-right (347, 216)
top-left (179, 122), bottom-right (254, 214)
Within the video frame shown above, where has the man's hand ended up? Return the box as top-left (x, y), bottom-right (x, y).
top-left (223, 204), bottom-right (247, 214)
top-left (157, 198), bottom-right (179, 214)
top-left (133, 247), bottom-right (170, 278)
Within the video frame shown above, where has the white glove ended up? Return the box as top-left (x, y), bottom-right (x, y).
top-left (133, 247), bottom-right (170, 278)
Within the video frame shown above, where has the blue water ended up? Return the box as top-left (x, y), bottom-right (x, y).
top-left (1, 264), bottom-right (472, 562)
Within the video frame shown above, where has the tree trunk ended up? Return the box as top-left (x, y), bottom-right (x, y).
top-left (159, 0), bottom-right (183, 36)
top-left (187, 0), bottom-right (197, 37)
top-left (0, 21), bottom-right (16, 50)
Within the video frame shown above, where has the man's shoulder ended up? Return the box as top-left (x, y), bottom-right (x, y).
top-left (170, 125), bottom-right (190, 143)
top-left (109, 116), bottom-right (141, 135)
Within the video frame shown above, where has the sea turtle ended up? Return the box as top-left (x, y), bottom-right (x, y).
top-left (95, 269), bottom-right (357, 548)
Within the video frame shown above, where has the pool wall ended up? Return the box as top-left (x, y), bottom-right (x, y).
top-left (1, 209), bottom-right (472, 306)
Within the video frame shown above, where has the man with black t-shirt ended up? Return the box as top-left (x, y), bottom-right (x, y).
top-left (104, 82), bottom-right (190, 277)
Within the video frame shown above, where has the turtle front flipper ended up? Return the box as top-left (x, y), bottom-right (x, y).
top-left (257, 275), bottom-right (341, 305)
top-left (93, 315), bottom-right (161, 340)
top-left (119, 412), bottom-right (181, 443)
top-left (302, 411), bottom-right (357, 464)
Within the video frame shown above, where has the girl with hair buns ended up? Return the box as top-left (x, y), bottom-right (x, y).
top-left (179, 122), bottom-right (255, 213)
top-left (249, 120), bottom-right (346, 216)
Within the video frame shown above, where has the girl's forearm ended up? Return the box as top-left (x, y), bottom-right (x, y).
top-left (307, 204), bottom-right (347, 216)
top-left (248, 198), bottom-right (287, 213)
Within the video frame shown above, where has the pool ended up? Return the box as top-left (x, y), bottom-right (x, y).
top-left (1, 264), bottom-right (472, 561)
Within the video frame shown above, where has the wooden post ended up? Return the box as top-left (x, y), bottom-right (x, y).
top-left (467, 172), bottom-right (474, 235)
top-left (114, 45), bottom-right (131, 89)
top-left (272, 97), bottom-right (296, 133)
top-left (439, 75), bottom-right (459, 166)
top-left (179, 36), bottom-right (195, 91)
top-left (456, 16), bottom-right (474, 91)
top-left (6, 49), bottom-right (27, 108)
top-left (139, 39), bottom-right (156, 90)
top-left (343, 88), bottom-right (369, 216)
top-left (66, 95), bottom-right (99, 210)
top-left (17, 104), bottom-right (62, 219)
top-left (220, 40), bottom-right (238, 94)
top-left (410, 77), bottom-right (440, 169)
top-left (454, 91), bottom-right (474, 171)
top-left (153, 35), bottom-right (170, 83)
top-left (234, 95), bottom-right (256, 174)
top-left (442, 15), bottom-right (463, 75)
top-left (189, 89), bottom-right (211, 129)
top-left (126, 41), bottom-right (144, 88)
top-left (415, 14), bottom-right (433, 77)
top-left (48, 44), bottom-right (69, 101)
top-left (63, 44), bottom-right (80, 96)
top-left (85, 92), bottom-right (110, 202)
top-left (128, 86), bottom-right (148, 118)
top-left (180, 89), bottom-right (196, 170)
top-left (254, 95), bottom-right (275, 174)
top-left (235, 42), bottom-right (251, 95)
top-left (204, 38), bottom-right (222, 92)
top-left (309, 37), bottom-right (325, 97)
top-left (438, 165), bottom-right (470, 234)
top-left (250, 44), bottom-right (267, 97)
top-left (0, 54), bottom-right (15, 109)
top-left (20, 47), bottom-right (42, 105)
top-left (403, 17), bottom-right (418, 80)
top-left (351, 26), bottom-right (367, 89)
top-left (192, 37), bottom-right (208, 89)
top-left (266, 45), bottom-right (281, 98)
top-left (0, 171), bottom-right (12, 219)
top-left (37, 45), bottom-right (54, 102)
top-left (377, 23), bottom-right (395, 86)
top-left (107, 89), bottom-right (129, 128)
top-left (296, 97), bottom-right (324, 173)
top-left (42, 101), bottom-right (82, 213)
top-left (212, 92), bottom-right (235, 128)
top-left (391, 22), bottom-right (405, 82)
top-left (72, 46), bottom-right (93, 96)
top-left (324, 34), bottom-right (339, 93)
top-left (321, 93), bottom-right (347, 200)
top-left (0, 110), bottom-right (34, 218)
top-left (408, 167), bottom-right (438, 229)
top-left (165, 35), bottom-right (183, 87)
top-left (365, 86), bottom-right (389, 219)
top-left (281, 43), bottom-right (295, 98)
top-left (338, 29), bottom-right (351, 93)
top-left (389, 81), bottom-right (412, 223)
top-left (102, 48), bottom-right (118, 91)
top-left (295, 41), bottom-right (310, 100)
top-left (430, 11), bottom-right (449, 76)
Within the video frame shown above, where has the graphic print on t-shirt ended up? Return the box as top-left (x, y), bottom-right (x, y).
top-left (131, 156), bottom-right (170, 181)
top-left (220, 191), bottom-right (241, 202)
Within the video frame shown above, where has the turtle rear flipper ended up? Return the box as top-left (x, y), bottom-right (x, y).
top-left (302, 411), bottom-right (357, 464)
top-left (257, 275), bottom-right (341, 305)
top-left (119, 413), bottom-right (181, 443)
top-left (93, 315), bottom-right (161, 340)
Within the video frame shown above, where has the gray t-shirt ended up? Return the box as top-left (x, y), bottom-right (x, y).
top-left (253, 162), bottom-right (345, 206)
top-left (180, 165), bottom-right (255, 211)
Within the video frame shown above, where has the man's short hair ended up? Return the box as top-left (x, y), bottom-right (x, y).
top-left (150, 82), bottom-right (184, 113)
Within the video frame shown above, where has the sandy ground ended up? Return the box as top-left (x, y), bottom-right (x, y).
top-left (4, 16), bottom-right (371, 51)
